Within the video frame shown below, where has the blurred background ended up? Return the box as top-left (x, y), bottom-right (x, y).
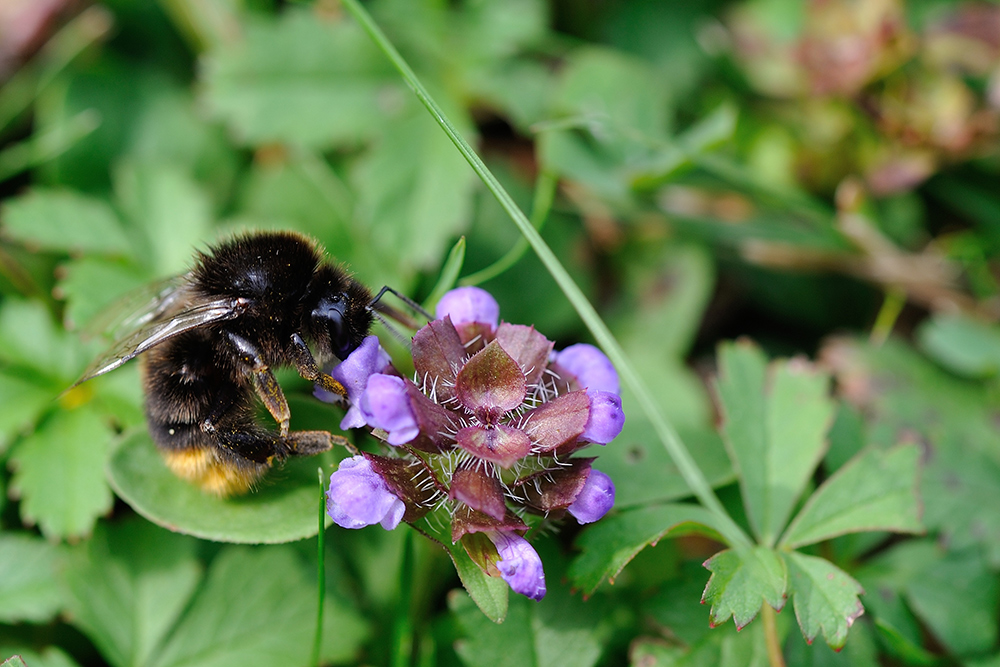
top-left (0, 0), bottom-right (999, 665)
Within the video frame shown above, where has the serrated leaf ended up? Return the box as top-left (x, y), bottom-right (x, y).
top-left (0, 657), bottom-right (27, 667)
top-left (0, 299), bottom-right (88, 381)
top-left (107, 430), bottom-right (336, 544)
top-left (202, 10), bottom-right (396, 148)
top-left (148, 546), bottom-right (368, 667)
top-left (62, 519), bottom-right (202, 667)
top-left (0, 646), bottom-right (78, 667)
top-left (784, 551), bottom-right (864, 650)
top-left (57, 257), bottom-right (147, 332)
top-left (780, 444), bottom-right (923, 549)
top-left (0, 373), bottom-right (52, 453)
top-left (113, 161), bottom-right (214, 276)
top-left (0, 188), bottom-right (132, 255)
top-left (352, 102), bottom-right (477, 273)
top-left (569, 503), bottom-right (724, 595)
top-left (716, 341), bottom-right (834, 546)
top-left (9, 407), bottom-right (113, 540)
top-left (701, 547), bottom-right (787, 630)
top-left (0, 534), bottom-right (64, 623)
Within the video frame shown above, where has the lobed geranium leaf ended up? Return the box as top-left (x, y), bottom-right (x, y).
top-left (147, 546), bottom-right (369, 667)
top-left (107, 430), bottom-right (336, 544)
top-left (0, 372), bottom-right (52, 454)
top-left (701, 546), bottom-right (787, 630)
top-left (784, 551), bottom-right (864, 650)
top-left (62, 519), bottom-right (202, 667)
top-left (202, 9), bottom-right (396, 148)
top-left (568, 502), bottom-right (724, 595)
top-left (9, 407), bottom-right (114, 541)
top-left (780, 443), bottom-right (923, 549)
top-left (0, 187), bottom-right (132, 256)
top-left (0, 534), bottom-right (65, 623)
top-left (715, 340), bottom-right (834, 546)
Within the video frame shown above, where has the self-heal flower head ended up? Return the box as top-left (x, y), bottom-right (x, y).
top-left (488, 531), bottom-right (546, 601)
top-left (331, 287), bottom-right (624, 602)
top-left (568, 469), bottom-right (615, 524)
top-left (326, 455), bottom-right (405, 530)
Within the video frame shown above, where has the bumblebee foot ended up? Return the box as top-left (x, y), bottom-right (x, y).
top-left (282, 430), bottom-right (348, 456)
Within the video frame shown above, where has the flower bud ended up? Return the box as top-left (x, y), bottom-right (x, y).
top-left (553, 344), bottom-right (620, 396)
top-left (581, 391), bottom-right (625, 444)
top-left (326, 456), bottom-right (405, 530)
top-left (487, 531), bottom-right (547, 601)
top-left (568, 469), bottom-right (615, 524)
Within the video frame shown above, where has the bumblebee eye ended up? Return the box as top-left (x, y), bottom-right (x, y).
top-left (312, 295), bottom-right (353, 359)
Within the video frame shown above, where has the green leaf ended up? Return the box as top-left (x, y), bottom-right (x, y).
top-left (62, 519), bottom-right (202, 667)
top-left (9, 407), bottom-right (114, 540)
top-left (413, 512), bottom-right (508, 622)
top-left (0, 534), bottom-right (65, 623)
top-left (113, 161), bottom-right (214, 276)
top-left (202, 10), bottom-right (396, 148)
top-left (784, 552), bottom-right (864, 650)
top-left (352, 101), bottom-right (477, 273)
top-left (57, 257), bottom-right (147, 331)
top-left (450, 574), bottom-right (607, 667)
top-left (569, 503), bottom-right (724, 595)
top-left (701, 546), bottom-right (787, 630)
top-left (0, 647), bottom-right (78, 667)
top-left (779, 444), bottom-right (923, 549)
top-left (0, 298), bottom-right (88, 381)
top-left (716, 340), bottom-right (835, 546)
top-left (423, 236), bottom-right (466, 309)
top-left (148, 546), bottom-right (368, 667)
top-left (0, 658), bottom-right (26, 667)
top-left (107, 430), bottom-right (337, 543)
top-left (917, 313), bottom-right (1000, 379)
top-left (0, 187), bottom-right (131, 255)
top-left (0, 372), bottom-right (52, 453)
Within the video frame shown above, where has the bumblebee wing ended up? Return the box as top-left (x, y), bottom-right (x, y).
top-left (73, 295), bottom-right (247, 386)
top-left (80, 273), bottom-right (192, 340)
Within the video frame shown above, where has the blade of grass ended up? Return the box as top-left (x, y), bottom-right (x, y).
top-left (311, 468), bottom-right (326, 667)
top-left (340, 0), bottom-right (752, 551)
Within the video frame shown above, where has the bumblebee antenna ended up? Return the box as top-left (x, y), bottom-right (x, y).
top-left (367, 285), bottom-right (432, 328)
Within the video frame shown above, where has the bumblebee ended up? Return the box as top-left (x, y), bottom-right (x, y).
top-left (76, 231), bottom-right (374, 496)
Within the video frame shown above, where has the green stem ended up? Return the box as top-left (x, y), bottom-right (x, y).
top-left (762, 605), bottom-right (786, 667)
top-left (311, 468), bottom-right (327, 667)
top-left (461, 169), bottom-right (558, 286)
top-left (392, 530), bottom-right (416, 667)
top-left (870, 288), bottom-right (906, 347)
top-left (340, 0), bottom-right (752, 551)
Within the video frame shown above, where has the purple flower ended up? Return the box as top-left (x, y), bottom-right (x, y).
top-left (360, 374), bottom-right (420, 446)
top-left (435, 286), bottom-right (499, 328)
top-left (553, 344), bottom-right (620, 396)
top-left (488, 531), bottom-right (547, 600)
top-left (581, 391), bottom-right (625, 444)
top-left (317, 335), bottom-right (391, 429)
top-left (327, 456), bottom-right (405, 530)
top-left (568, 469), bottom-right (615, 524)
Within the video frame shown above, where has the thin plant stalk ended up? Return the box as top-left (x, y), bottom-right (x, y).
top-left (311, 468), bottom-right (327, 667)
top-left (339, 0), bottom-right (752, 552)
top-left (762, 605), bottom-right (786, 667)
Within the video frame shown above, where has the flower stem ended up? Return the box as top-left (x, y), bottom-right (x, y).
top-left (762, 604), bottom-right (786, 667)
top-left (311, 468), bottom-right (327, 667)
top-left (340, 0), bottom-right (753, 551)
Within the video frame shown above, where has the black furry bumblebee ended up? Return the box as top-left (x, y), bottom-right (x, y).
top-left (76, 231), bottom-right (374, 496)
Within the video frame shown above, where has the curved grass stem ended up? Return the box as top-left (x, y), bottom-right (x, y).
top-left (340, 0), bottom-right (752, 552)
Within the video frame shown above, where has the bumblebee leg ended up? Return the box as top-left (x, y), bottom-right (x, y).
top-left (283, 430), bottom-right (349, 456)
top-left (250, 366), bottom-right (291, 437)
top-left (224, 331), bottom-right (292, 436)
top-left (289, 333), bottom-right (348, 400)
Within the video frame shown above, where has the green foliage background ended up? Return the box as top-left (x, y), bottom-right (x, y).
top-left (0, 0), bottom-right (998, 665)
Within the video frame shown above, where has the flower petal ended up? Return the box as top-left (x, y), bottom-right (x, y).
top-left (326, 456), bottom-right (405, 530)
top-left (581, 391), bottom-right (625, 444)
top-left (321, 335), bottom-right (391, 429)
top-left (436, 286), bottom-right (499, 328)
top-left (567, 469), bottom-right (615, 524)
top-left (455, 340), bottom-right (526, 421)
top-left (553, 344), bottom-right (620, 395)
top-left (360, 374), bottom-right (420, 445)
top-left (456, 424), bottom-right (532, 468)
top-left (488, 531), bottom-right (547, 601)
